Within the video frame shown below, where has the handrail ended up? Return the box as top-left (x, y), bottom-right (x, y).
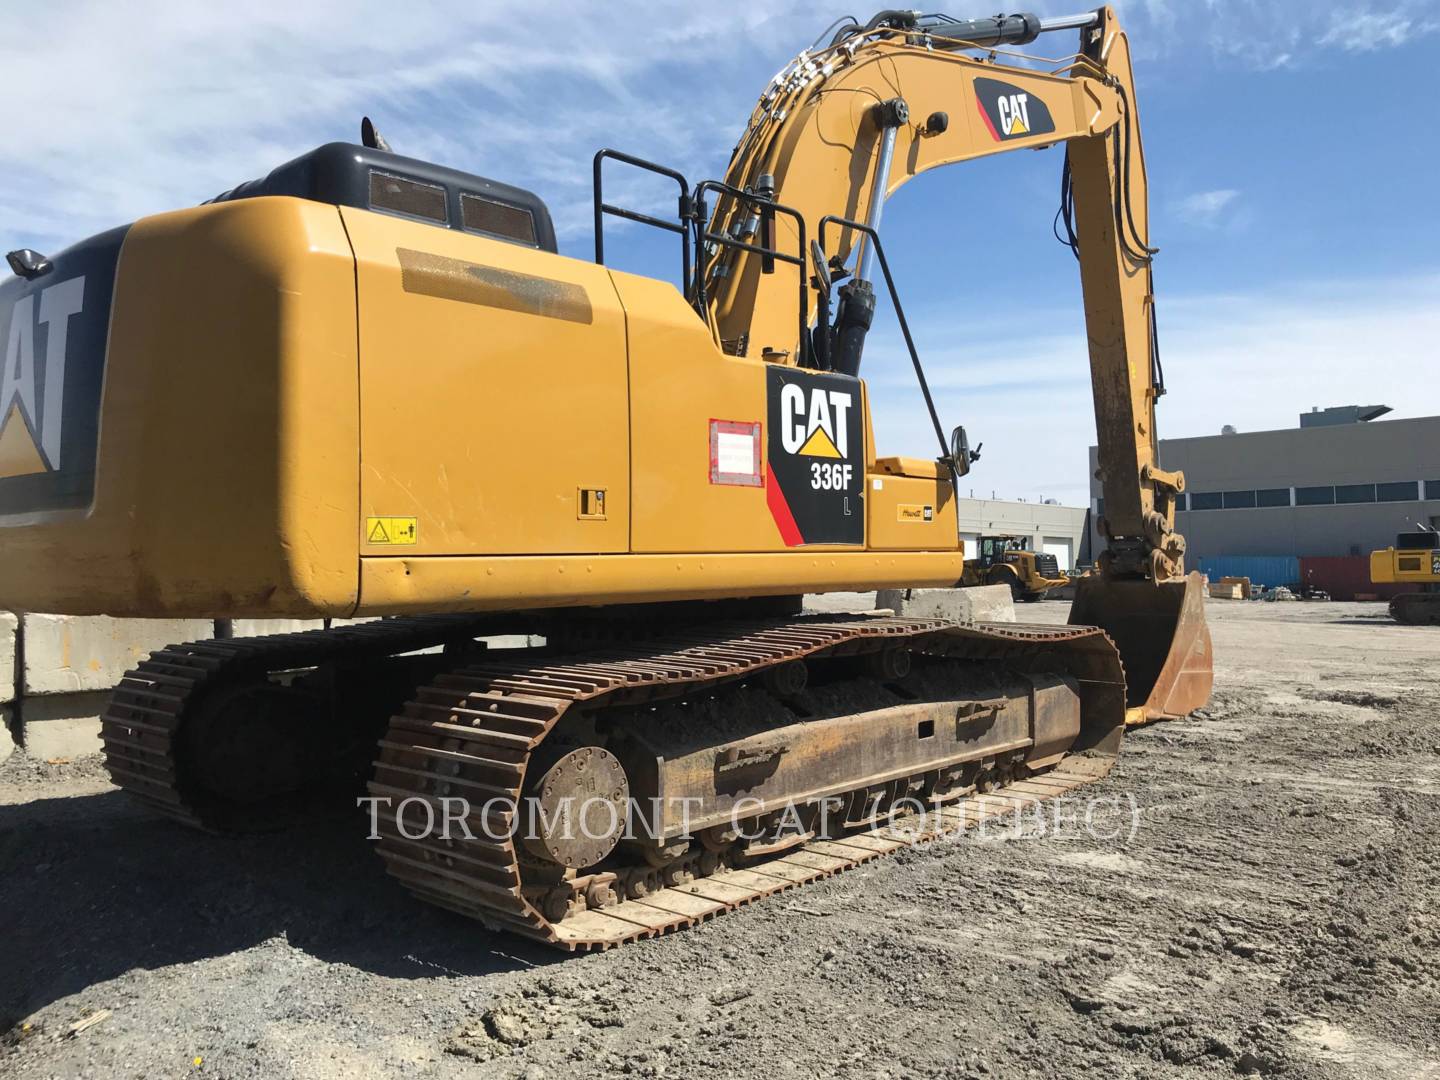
top-left (592, 149), bottom-right (692, 298)
top-left (694, 179), bottom-right (810, 367)
top-left (592, 149), bottom-right (816, 366)
top-left (818, 213), bottom-right (954, 486)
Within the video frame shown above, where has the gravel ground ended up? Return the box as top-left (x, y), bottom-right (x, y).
top-left (2, 599), bottom-right (1438, 1079)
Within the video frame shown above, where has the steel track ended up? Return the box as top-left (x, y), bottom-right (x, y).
top-left (369, 614), bottom-right (1127, 950)
top-left (100, 615), bottom-right (502, 831)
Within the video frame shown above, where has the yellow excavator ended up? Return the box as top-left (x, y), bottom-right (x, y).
top-left (0, 7), bottom-right (1210, 949)
top-left (961, 535), bottom-right (1070, 602)
top-left (1371, 529), bottom-right (1440, 624)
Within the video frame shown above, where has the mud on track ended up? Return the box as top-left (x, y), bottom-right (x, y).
top-left (2, 600), bottom-right (1437, 1079)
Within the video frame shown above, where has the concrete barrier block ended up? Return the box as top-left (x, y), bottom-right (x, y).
top-left (229, 619), bottom-right (327, 638)
top-left (875, 585), bottom-right (1016, 623)
top-left (0, 612), bottom-right (16, 705)
top-left (22, 615), bottom-right (214, 695)
top-left (483, 634), bottom-right (546, 649)
top-left (22, 691), bottom-right (109, 759)
top-left (803, 592), bottom-right (890, 614)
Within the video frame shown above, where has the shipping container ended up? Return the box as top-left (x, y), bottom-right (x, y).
top-left (1195, 555), bottom-right (1299, 589)
top-left (1299, 555), bottom-right (1417, 602)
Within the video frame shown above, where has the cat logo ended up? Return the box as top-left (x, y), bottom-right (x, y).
top-left (778, 382), bottom-right (851, 459)
top-left (973, 77), bottom-right (1056, 142)
top-left (765, 369), bottom-right (865, 546)
top-left (0, 276), bottom-right (86, 478)
top-left (997, 93), bottom-right (1031, 135)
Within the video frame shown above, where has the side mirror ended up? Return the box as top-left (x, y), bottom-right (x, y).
top-left (949, 425), bottom-right (980, 478)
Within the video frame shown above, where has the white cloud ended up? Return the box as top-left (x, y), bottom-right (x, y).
top-left (1116, 0), bottom-right (1440, 68)
top-left (863, 273), bottom-right (1440, 507)
top-left (0, 1), bottom-right (833, 252)
top-left (1318, 8), bottom-right (1427, 50)
top-left (5, 2), bottom-right (1435, 254)
top-left (1174, 189), bottom-right (1241, 227)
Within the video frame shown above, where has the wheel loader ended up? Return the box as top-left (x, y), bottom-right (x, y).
top-left (0, 7), bottom-right (1211, 949)
top-left (1371, 530), bottom-right (1440, 624)
top-left (961, 535), bottom-right (1069, 602)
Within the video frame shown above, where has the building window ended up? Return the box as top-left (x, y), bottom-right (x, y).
top-left (1223, 490), bottom-right (1256, 509)
top-left (1095, 497), bottom-right (1105, 520)
top-left (1190, 491), bottom-right (1223, 511)
top-left (1377, 481), bottom-right (1419, 502)
top-left (1335, 483), bottom-right (1376, 504)
top-left (1296, 486), bottom-right (1334, 506)
top-left (1256, 488), bottom-right (1290, 507)
top-left (1426, 481), bottom-right (1440, 500)
top-left (1175, 493), bottom-right (1187, 511)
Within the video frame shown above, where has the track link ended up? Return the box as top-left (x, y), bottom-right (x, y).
top-left (1390, 593), bottom-right (1440, 626)
top-left (371, 614), bottom-right (1127, 950)
top-left (101, 615), bottom-right (502, 831)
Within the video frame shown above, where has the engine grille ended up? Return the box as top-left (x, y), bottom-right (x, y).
top-left (1034, 553), bottom-right (1061, 578)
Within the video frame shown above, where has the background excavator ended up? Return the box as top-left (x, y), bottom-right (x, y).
top-left (1371, 528), bottom-right (1440, 624)
top-left (0, 6), bottom-right (1211, 949)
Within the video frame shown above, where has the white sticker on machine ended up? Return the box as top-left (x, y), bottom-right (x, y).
top-left (710, 420), bottom-right (762, 487)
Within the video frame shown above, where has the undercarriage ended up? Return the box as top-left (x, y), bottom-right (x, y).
top-left (101, 609), bottom-right (1125, 949)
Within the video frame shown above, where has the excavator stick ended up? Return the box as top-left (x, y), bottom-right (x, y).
top-left (1069, 572), bottom-right (1213, 724)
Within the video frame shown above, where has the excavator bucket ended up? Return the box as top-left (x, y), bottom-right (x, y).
top-left (1069, 571), bottom-right (1213, 724)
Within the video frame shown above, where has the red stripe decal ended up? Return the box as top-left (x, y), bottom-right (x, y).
top-left (975, 94), bottom-right (1001, 141)
top-left (765, 463), bottom-right (804, 547)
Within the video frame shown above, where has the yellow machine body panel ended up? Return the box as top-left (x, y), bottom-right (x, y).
top-left (1371, 547), bottom-right (1440, 585)
top-left (619, 272), bottom-right (789, 555)
top-left (0, 198), bottom-right (360, 617)
top-left (0, 198), bottom-right (964, 618)
top-left (344, 207), bottom-right (632, 557)
top-left (866, 458), bottom-right (959, 552)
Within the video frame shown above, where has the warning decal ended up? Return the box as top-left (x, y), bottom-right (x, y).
top-left (365, 516), bottom-right (418, 545)
top-left (765, 367), bottom-right (864, 546)
top-left (710, 419), bottom-right (763, 487)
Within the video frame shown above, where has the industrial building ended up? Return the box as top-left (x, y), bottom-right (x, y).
top-left (1089, 406), bottom-right (1440, 596)
top-left (957, 497), bottom-right (1086, 573)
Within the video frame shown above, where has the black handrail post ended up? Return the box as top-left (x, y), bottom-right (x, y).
top-left (692, 190), bottom-right (709, 314)
top-left (592, 150), bottom-right (693, 299)
top-left (818, 214), bottom-right (956, 490)
top-left (592, 152), bottom-right (607, 265)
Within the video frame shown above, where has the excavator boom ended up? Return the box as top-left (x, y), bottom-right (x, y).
top-left (698, 5), bottom-right (1211, 720)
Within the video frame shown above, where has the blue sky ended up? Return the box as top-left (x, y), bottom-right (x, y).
top-left (5, 1), bottom-right (1438, 505)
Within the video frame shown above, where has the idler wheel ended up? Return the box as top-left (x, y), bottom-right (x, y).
top-left (763, 660), bottom-right (808, 697)
top-left (522, 746), bottom-right (629, 870)
top-left (866, 647), bottom-right (912, 680)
